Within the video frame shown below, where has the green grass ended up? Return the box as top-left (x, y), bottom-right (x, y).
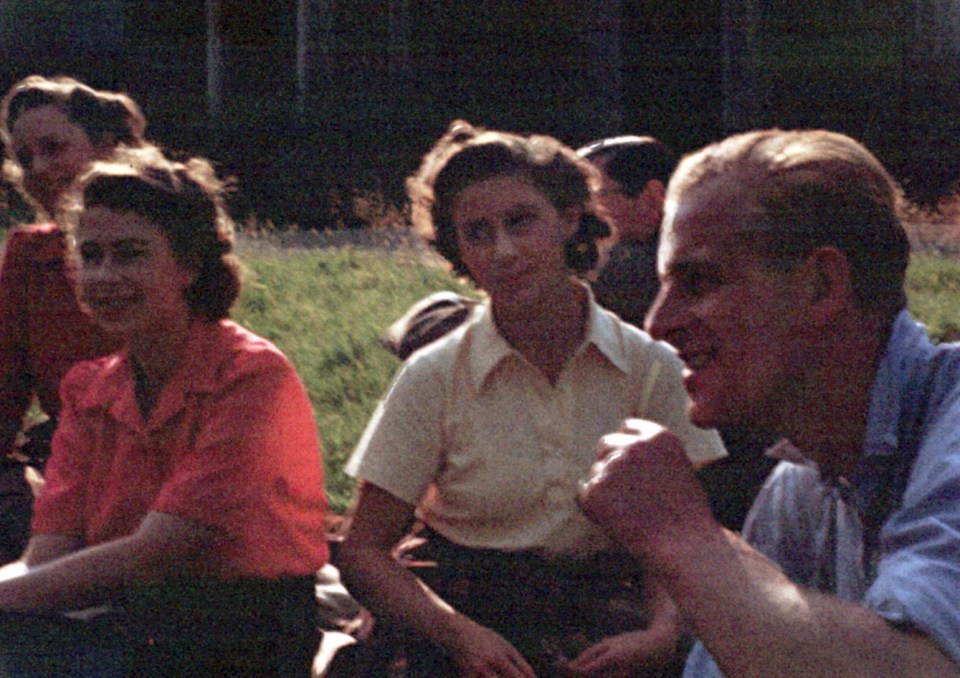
top-left (906, 254), bottom-right (960, 343)
top-left (3, 225), bottom-right (958, 514)
top-left (232, 247), bottom-right (479, 513)
top-left (236, 247), bottom-right (959, 515)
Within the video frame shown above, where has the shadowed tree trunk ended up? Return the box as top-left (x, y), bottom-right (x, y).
top-left (297, 0), bottom-right (335, 109)
top-left (206, 0), bottom-right (223, 117)
top-left (721, 0), bottom-right (757, 134)
top-left (584, 0), bottom-right (624, 133)
top-left (387, 0), bottom-right (411, 78)
top-left (899, 0), bottom-right (960, 204)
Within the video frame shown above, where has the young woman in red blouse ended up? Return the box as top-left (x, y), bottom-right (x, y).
top-left (0, 148), bottom-right (329, 677)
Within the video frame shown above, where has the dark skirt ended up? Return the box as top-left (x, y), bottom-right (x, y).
top-left (395, 529), bottom-right (649, 677)
top-left (0, 576), bottom-right (319, 678)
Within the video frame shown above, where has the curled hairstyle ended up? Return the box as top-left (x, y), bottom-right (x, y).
top-left (667, 129), bottom-right (910, 319)
top-left (407, 120), bottom-right (610, 278)
top-left (577, 135), bottom-right (678, 195)
top-left (1, 75), bottom-right (147, 192)
top-left (68, 147), bottom-right (241, 320)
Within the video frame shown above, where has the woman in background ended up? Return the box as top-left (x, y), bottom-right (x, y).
top-left (338, 121), bottom-right (725, 677)
top-left (0, 76), bottom-right (147, 560)
top-left (0, 148), bottom-right (329, 677)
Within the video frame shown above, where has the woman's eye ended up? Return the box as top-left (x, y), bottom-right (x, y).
top-left (39, 140), bottom-right (66, 158)
top-left (462, 221), bottom-right (491, 244)
top-left (505, 213), bottom-right (533, 233)
top-left (77, 244), bottom-right (103, 266)
top-left (683, 272), bottom-right (722, 298)
top-left (114, 246), bottom-right (147, 264)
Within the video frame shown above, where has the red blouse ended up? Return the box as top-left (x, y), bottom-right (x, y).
top-left (33, 320), bottom-right (330, 578)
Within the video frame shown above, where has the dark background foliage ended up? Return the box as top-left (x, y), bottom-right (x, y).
top-left (2, 1), bottom-right (959, 228)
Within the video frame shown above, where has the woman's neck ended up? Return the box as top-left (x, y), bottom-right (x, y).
top-left (494, 280), bottom-right (588, 385)
top-left (129, 318), bottom-right (193, 420)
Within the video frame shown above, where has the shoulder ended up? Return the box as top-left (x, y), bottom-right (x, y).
top-left (596, 306), bottom-right (681, 367)
top-left (402, 312), bottom-right (472, 372)
top-left (3, 222), bottom-right (63, 258)
top-left (381, 291), bottom-right (478, 360)
top-left (6, 222), bottom-right (61, 246)
top-left (60, 353), bottom-right (126, 410)
top-left (8, 222), bottom-right (60, 239)
top-left (197, 320), bottom-right (297, 383)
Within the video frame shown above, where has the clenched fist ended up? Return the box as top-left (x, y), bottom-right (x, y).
top-left (577, 419), bottom-right (718, 568)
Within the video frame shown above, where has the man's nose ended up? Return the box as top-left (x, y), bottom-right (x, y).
top-left (644, 284), bottom-right (679, 341)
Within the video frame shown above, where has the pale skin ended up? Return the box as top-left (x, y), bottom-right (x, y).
top-left (589, 155), bottom-right (665, 243)
top-left (9, 104), bottom-right (114, 217)
top-left (339, 173), bottom-right (683, 676)
top-left (577, 176), bottom-right (959, 676)
top-left (0, 207), bottom-right (220, 613)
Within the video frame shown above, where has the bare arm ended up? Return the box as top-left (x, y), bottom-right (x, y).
top-left (22, 533), bottom-right (83, 567)
top-left (563, 577), bottom-right (685, 677)
top-left (0, 511), bottom-right (217, 612)
top-left (337, 482), bottom-right (535, 678)
top-left (578, 420), bottom-right (960, 678)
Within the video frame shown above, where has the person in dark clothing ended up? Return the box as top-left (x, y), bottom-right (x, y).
top-left (577, 135), bottom-right (674, 328)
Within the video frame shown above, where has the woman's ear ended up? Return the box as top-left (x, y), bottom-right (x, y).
top-left (93, 139), bottom-right (116, 161)
top-left (559, 207), bottom-right (582, 240)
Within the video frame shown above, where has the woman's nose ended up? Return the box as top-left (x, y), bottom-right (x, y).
top-left (30, 153), bottom-right (51, 177)
top-left (493, 228), bottom-right (519, 259)
top-left (79, 258), bottom-right (121, 283)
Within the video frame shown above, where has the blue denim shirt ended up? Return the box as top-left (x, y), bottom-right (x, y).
top-left (685, 311), bottom-right (960, 675)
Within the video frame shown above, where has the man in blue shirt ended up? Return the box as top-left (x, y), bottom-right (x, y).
top-left (578, 129), bottom-right (960, 676)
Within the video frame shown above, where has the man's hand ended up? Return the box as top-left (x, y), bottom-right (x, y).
top-left (577, 419), bottom-right (716, 565)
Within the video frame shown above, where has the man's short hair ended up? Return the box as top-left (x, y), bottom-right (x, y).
top-left (667, 129), bottom-right (910, 319)
top-left (577, 135), bottom-right (677, 195)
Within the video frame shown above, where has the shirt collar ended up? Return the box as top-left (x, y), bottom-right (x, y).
top-left (466, 283), bottom-right (633, 392)
top-left (77, 320), bottom-right (226, 428)
top-left (862, 310), bottom-right (937, 460)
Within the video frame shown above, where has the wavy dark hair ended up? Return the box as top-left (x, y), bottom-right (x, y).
top-left (407, 120), bottom-right (611, 279)
top-left (1, 75), bottom-right (147, 198)
top-left (67, 147), bottom-right (241, 320)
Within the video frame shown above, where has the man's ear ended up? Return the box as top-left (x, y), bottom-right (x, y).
top-left (641, 179), bottom-right (667, 224)
top-left (801, 246), bottom-right (853, 324)
top-left (643, 179), bottom-right (666, 204)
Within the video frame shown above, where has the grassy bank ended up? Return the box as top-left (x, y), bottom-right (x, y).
top-left (906, 254), bottom-right (960, 342)
top-left (235, 246), bottom-right (960, 514)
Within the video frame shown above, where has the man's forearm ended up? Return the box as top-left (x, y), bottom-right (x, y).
top-left (652, 528), bottom-right (958, 677)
